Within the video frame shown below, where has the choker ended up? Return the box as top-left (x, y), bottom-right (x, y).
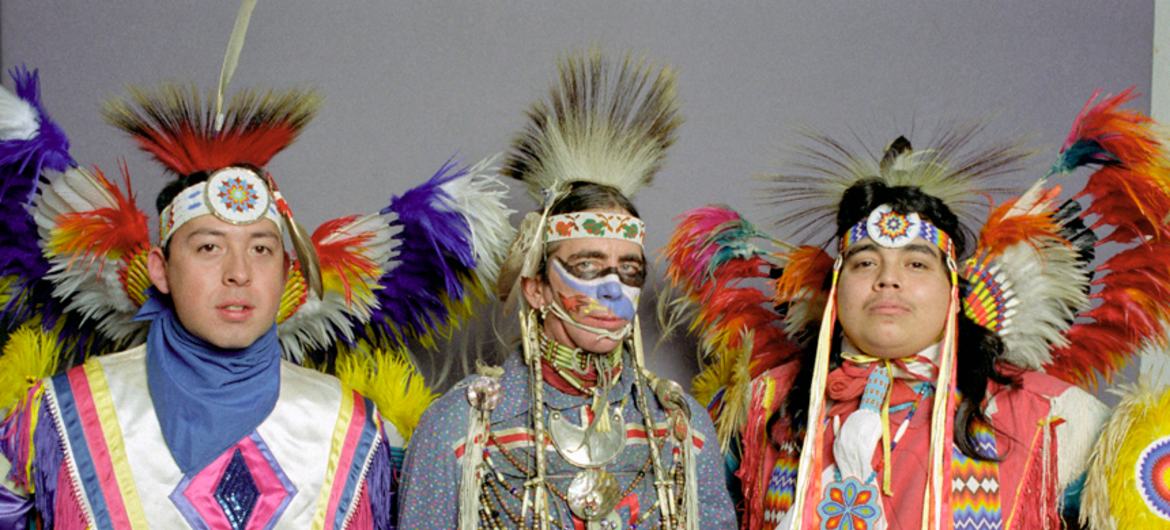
top-left (538, 332), bottom-right (622, 394)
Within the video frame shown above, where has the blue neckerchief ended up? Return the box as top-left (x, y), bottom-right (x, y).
top-left (135, 289), bottom-right (281, 474)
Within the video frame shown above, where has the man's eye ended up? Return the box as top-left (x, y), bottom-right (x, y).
top-left (619, 263), bottom-right (644, 276)
top-left (197, 243), bottom-right (218, 253)
top-left (254, 245), bottom-right (273, 255)
top-left (571, 261), bottom-right (601, 277)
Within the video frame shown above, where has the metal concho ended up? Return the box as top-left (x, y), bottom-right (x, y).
top-left (566, 468), bottom-right (622, 522)
top-left (548, 409), bottom-right (626, 469)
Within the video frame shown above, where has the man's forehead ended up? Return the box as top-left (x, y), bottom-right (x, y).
top-left (177, 215), bottom-right (283, 240)
top-left (551, 237), bottom-right (644, 261)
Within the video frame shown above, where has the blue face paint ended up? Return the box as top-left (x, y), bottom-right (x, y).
top-left (551, 259), bottom-right (640, 321)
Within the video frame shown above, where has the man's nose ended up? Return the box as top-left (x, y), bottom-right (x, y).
top-left (875, 265), bottom-right (900, 289)
top-left (597, 281), bottom-right (623, 300)
top-left (224, 251), bottom-right (252, 286)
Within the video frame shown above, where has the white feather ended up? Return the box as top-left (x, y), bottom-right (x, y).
top-left (0, 83), bottom-right (38, 141)
top-left (991, 239), bottom-right (1091, 369)
top-left (438, 156), bottom-right (516, 290)
top-left (34, 167), bottom-right (148, 344)
top-left (277, 209), bottom-right (405, 362)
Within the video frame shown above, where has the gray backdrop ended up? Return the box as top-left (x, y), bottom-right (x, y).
top-left (1, 1), bottom-right (1154, 389)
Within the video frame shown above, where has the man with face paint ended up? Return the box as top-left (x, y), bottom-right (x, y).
top-left (398, 52), bottom-right (736, 529)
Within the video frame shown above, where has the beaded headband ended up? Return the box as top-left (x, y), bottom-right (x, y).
top-left (159, 166), bottom-right (282, 244)
top-left (839, 204), bottom-right (954, 259)
top-left (544, 211), bottom-right (645, 248)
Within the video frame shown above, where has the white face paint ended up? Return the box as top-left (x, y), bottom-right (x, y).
top-left (550, 259), bottom-right (641, 321)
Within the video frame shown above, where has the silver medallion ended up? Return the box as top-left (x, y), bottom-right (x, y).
top-left (567, 468), bottom-right (621, 522)
top-left (548, 408), bottom-right (626, 469)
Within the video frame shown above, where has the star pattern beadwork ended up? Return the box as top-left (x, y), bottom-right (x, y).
top-left (874, 210), bottom-right (910, 239)
top-left (218, 176), bottom-right (259, 213)
top-left (817, 476), bottom-right (880, 530)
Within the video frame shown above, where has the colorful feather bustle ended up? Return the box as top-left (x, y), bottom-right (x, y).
top-left (1080, 345), bottom-right (1170, 528)
top-left (103, 85), bottom-right (319, 176)
top-left (35, 165), bottom-right (151, 347)
top-left (1045, 89), bottom-right (1170, 386)
top-left (502, 50), bottom-right (680, 202)
top-left (663, 205), bottom-right (806, 448)
top-left (0, 66), bottom-right (75, 328)
top-left (961, 192), bottom-right (1093, 370)
top-left (360, 158), bottom-right (513, 350)
top-left (275, 210), bottom-right (401, 362)
top-left (334, 343), bottom-right (437, 443)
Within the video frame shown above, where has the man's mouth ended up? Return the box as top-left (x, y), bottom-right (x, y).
top-left (217, 302), bottom-right (254, 321)
top-left (867, 300), bottom-right (909, 315)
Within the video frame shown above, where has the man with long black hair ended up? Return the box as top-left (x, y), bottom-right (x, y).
top-left (663, 108), bottom-right (1170, 527)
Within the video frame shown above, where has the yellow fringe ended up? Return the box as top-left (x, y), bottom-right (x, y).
top-left (333, 344), bottom-right (436, 443)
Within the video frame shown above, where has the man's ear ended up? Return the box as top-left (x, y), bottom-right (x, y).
top-left (521, 276), bottom-right (546, 310)
top-left (147, 246), bottom-right (171, 294)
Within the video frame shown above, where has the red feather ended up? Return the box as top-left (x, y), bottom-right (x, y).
top-left (1046, 90), bottom-right (1170, 386)
top-left (49, 164), bottom-right (150, 264)
top-left (311, 215), bottom-right (381, 305)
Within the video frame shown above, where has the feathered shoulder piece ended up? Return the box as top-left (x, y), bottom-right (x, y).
top-left (961, 88), bottom-right (1170, 387)
top-left (761, 126), bottom-right (1029, 242)
top-left (502, 50), bottom-right (681, 202)
top-left (102, 84), bottom-right (319, 177)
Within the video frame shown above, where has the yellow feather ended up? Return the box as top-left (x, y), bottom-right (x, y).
top-left (0, 275), bottom-right (15, 308)
top-left (334, 343), bottom-right (436, 443)
top-left (1082, 377), bottom-right (1170, 528)
top-left (691, 330), bottom-right (754, 453)
top-left (0, 323), bottom-right (62, 412)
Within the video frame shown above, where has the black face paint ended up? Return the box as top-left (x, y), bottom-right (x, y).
top-left (556, 257), bottom-right (646, 288)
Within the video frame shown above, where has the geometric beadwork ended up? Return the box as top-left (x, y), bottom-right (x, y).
top-left (170, 433), bottom-right (298, 530)
top-left (1136, 435), bottom-right (1170, 520)
top-left (763, 442), bottom-right (799, 524)
top-left (951, 422), bottom-right (1003, 530)
top-left (215, 449), bottom-right (260, 529)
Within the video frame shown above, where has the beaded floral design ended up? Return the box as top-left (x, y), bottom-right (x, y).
top-left (816, 476), bottom-right (880, 530)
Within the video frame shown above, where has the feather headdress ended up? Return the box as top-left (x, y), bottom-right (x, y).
top-left (502, 50), bottom-right (680, 202)
top-left (762, 126), bottom-right (1029, 243)
top-left (102, 85), bottom-right (318, 178)
top-left (497, 50), bottom-right (681, 301)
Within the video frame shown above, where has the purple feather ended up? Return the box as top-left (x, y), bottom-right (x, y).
top-left (358, 158), bottom-right (478, 346)
top-left (0, 66), bottom-right (75, 327)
